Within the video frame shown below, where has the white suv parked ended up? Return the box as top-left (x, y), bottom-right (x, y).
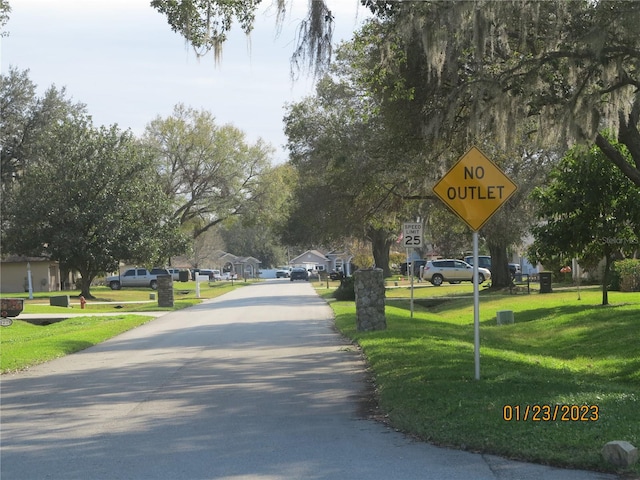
top-left (275, 267), bottom-right (291, 278)
top-left (422, 260), bottom-right (491, 286)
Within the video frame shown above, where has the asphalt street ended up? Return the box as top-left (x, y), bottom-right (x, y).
top-left (0, 281), bottom-right (618, 479)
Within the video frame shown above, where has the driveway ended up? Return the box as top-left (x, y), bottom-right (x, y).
top-left (0, 281), bottom-right (617, 479)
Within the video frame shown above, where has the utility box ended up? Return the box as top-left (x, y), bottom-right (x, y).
top-left (539, 272), bottom-right (552, 293)
top-left (497, 310), bottom-right (514, 325)
top-left (50, 295), bottom-right (70, 307)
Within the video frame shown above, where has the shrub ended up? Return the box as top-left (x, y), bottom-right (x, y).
top-left (613, 259), bottom-right (640, 292)
top-left (333, 276), bottom-right (355, 301)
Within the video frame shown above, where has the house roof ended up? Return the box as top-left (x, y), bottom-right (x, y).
top-left (235, 256), bottom-right (261, 264)
top-left (1, 255), bottom-right (55, 264)
top-left (325, 250), bottom-right (352, 260)
top-left (216, 252), bottom-right (239, 262)
top-left (290, 250), bottom-right (329, 265)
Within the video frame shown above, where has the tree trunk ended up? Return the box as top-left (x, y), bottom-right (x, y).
top-left (59, 264), bottom-right (71, 290)
top-left (79, 270), bottom-right (95, 299)
top-left (601, 254), bottom-right (611, 306)
top-left (368, 227), bottom-right (393, 278)
top-left (488, 242), bottom-right (511, 289)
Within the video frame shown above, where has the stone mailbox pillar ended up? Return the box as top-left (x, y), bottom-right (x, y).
top-left (157, 274), bottom-right (174, 308)
top-left (353, 268), bottom-right (386, 331)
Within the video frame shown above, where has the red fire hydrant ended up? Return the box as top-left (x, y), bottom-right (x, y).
top-left (79, 295), bottom-right (86, 309)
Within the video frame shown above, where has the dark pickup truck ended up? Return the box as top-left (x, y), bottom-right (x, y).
top-left (400, 260), bottom-right (427, 276)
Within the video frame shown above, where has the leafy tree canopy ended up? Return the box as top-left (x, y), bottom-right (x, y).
top-left (0, 0), bottom-right (10, 35)
top-left (1, 67), bottom-right (86, 192)
top-left (529, 136), bottom-right (640, 304)
top-left (360, 1), bottom-right (640, 187)
top-left (283, 32), bottom-right (426, 276)
top-left (142, 104), bottom-right (274, 240)
top-left (3, 117), bottom-right (186, 298)
top-left (218, 163), bottom-right (297, 268)
top-left (151, 0), bottom-right (335, 77)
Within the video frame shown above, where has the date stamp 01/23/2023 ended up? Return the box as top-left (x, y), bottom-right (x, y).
top-left (502, 404), bottom-right (600, 422)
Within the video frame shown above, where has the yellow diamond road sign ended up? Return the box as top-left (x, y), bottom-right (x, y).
top-left (433, 146), bottom-right (517, 231)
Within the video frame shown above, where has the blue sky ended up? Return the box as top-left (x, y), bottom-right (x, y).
top-left (1, 0), bottom-right (370, 163)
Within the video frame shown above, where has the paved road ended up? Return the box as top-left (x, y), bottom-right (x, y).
top-left (1, 281), bottom-right (617, 480)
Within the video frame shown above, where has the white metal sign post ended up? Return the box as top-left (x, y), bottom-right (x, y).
top-left (403, 222), bottom-right (423, 318)
top-left (432, 147), bottom-right (517, 380)
top-left (472, 231), bottom-right (480, 380)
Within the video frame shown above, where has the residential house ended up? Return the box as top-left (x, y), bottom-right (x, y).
top-left (325, 250), bottom-right (355, 276)
top-left (0, 256), bottom-right (65, 293)
top-left (289, 250), bottom-right (330, 274)
top-left (234, 256), bottom-right (262, 279)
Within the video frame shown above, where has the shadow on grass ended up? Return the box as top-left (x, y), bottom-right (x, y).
top-left (345, 301), bottom-right (640, 386)
top-left (388, 297), bottom-right (638, 371)
top-left (57, 340), bottom-right (95, 354)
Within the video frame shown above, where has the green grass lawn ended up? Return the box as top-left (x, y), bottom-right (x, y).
top-left (324, 285), bottom-right (640, 476)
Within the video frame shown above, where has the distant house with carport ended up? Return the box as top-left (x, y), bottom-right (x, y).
top-left (0, 256), bottom-right (66, 293)
top-left (325, 250), bottom-right (355, 276)
top-left (234, 256), bottom-right (262, 279)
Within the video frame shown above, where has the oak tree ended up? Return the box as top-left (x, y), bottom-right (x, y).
top-left (529, 138), bottom-right (640, 305)
top-left (283, 39), bottom-right (419, 276)
top-left (151, 0), bottom-right (335, 77)
top-left (3, 117), bottom-right (184, 298)
top-left (363, 0), bottom-right (640, 187)
top-left (142, 104), bottom-right (274, 240)
top-left (1, 67), bottom-right (86, 194)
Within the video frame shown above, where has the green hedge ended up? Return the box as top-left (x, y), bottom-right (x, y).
top-left (333, 276), bottom-right (355, 301)
top-left (613, 259), bottom-right (640, 292)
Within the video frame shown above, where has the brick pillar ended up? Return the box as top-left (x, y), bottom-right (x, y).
top-left (157, 274), bottom-right (174, 308)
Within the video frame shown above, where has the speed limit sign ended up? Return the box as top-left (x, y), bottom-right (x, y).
top-left (402, 222), bottom-right (423, 248)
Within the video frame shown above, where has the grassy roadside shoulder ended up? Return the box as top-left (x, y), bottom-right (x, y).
top-left (7, 280), bottom-right (246, 313)
top-left (322, 285), bottom-right (640, 476)
top-left (1, 314), bottom-right (158, 372)
top-left (0, 280), bottom-right (251, 373)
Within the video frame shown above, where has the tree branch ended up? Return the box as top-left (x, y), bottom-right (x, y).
top-left (382, 184), bottom-right (436, 201)
top-left (595, 133), bottom-right (640, 188)
top-left (617, 97), bottom-right (640, 171)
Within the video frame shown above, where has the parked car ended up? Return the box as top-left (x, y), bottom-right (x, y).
top-left (422, 260), bottom-right (491, 286)
top-left (276, 267), bottom-right (291, 278)
top-left (215, 270), bottom-right (225, 280)
top-left (199, 269), bottom-right (227, 280)
top-left (166, 268), bottom-right (181, 281)
top-left (329, 270), bottom-right (344, 281)
top-left (464, 255), bottom-right (492, 271)
top-left (150, 267), bottom-right (172, 277)
top-left (197, 269), bottom-right (214, 280)
top-left (106, 267), bottom-right (169, 290)
top-left (400, 260), bottom-right (427, 276)
top-left (290, 267), bottom-right (309, 281)
top-left (465, 255), bottom-right (522, 277)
